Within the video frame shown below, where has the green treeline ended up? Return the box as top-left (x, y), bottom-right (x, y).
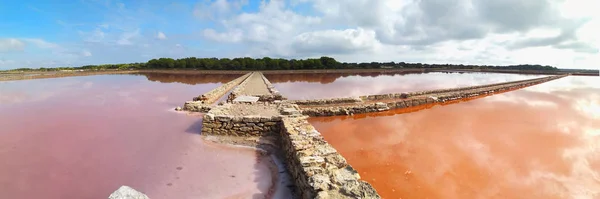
top-left (7, 56), bottom-right (559, 71)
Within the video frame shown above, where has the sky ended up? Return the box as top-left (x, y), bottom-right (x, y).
top-left (0, 0), bottom-right (599, 70)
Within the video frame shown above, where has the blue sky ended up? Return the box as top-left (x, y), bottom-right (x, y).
top-left (1, 0), bottom-right (599, 69)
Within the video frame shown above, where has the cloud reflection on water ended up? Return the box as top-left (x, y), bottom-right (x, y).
top-left (311, 76), bottom-right (600, 199)
top-left (273, 72), bottom-right (544, 100)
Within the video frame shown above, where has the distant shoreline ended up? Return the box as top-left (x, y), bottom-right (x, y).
top-left (0, 68), bottom-right (597, 82)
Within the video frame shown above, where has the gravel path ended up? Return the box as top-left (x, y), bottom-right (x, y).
top-left (239, 72), bottom-right (271, 96)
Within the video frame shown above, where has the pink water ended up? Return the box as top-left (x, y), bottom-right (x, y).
top-left (269, 72), bottom-right (543, 100)
top-left (0, 75), bottom-right (289, 198)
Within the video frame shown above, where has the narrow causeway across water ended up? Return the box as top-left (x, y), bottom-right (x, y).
top-left (120, 72), bottom-right (567, 199)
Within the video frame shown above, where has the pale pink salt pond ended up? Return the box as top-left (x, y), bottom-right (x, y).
top-left (268, 72), bottom-right (544, 100)
top-left (0, 74), bottom-right (291, 198)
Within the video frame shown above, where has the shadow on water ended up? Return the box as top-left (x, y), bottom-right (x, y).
top-left (184, 118), bottom-right (204, 135)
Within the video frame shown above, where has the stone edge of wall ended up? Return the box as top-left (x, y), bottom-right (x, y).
top-left (227, 72), bottom-right (256, 102)
top-left (359, 75), bottom-right (565, 101)
top-left (289, 97), bottom-right (363, 106)
top-left (290, 75), bottom-right (564, 107)
top-left (300, 75), bottom-right (566, 117)
top-left (280, 115), bottom-right (381, 199)
top-left (183, 72), bottom-right (252, 112)
top-left (201, 106), bottom-right (283, 136)
top-left (260, 72), bottom-right (287, 101)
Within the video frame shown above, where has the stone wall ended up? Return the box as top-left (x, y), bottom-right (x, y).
top-left (182, 72), bottom-right (251, 112)
top-left (289, 97), bottom-right (362, 106)
top-left (358, 75), bottom-right (565, 101)
top-left (227, 72), bottom-right (255, 102)
top-left (260, 72), bottom-right (286, 101)
top-left (301, 75), bottom-right (566, 117)
top-left (228, 72), bottom-right (287, 102)
top-left (182, 102), bottom-right (213, 112)
top-left (201, 114), bottom-right (282, 136)
top-left (280, 115), bottom-right (380, 199)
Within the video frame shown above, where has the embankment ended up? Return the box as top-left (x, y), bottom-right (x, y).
top-left (200, 102), bottom-right (381, 199)
top-left (183, 73), bottom-right (251, 112)
top-left (299, 75), bottom-right (566, 117)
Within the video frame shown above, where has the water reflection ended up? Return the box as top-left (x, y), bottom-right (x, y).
top-left (271, 72), bottom-right (544, 100)
top-left (0, 75), bottom-right (284, 198)
top-left (263, 72), bottom-right (422, 84)
top-left (310, 76), bottom-right (600, 199)
top-left (136, 72), bottom-right (240, 85)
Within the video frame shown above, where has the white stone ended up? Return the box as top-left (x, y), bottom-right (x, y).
top-left (108, 186), bottom-right (149, 199)
top-left (233, 95), bottom-right (260, 103)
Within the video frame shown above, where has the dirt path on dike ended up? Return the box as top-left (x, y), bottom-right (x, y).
top-left (238, 73), bottom-right (271, 96)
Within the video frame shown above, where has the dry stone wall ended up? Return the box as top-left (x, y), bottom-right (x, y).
top-left (201, 113), bottom-right (282, 136)
top-left (227, 72), bottom-right (255, 102)
top-left (228, 72), bottom-right (287, 102)
top-left (182, 73), bottom-right (251, 112)
top-left (260, 72), bottom-right (286, 101)
top-left (280, 115), bottom-right (380, 199)
top-left (289, 97), bottom-right (363, 106)
top-left (301, 75), bottom-right (566, 117)
top-left (359, 75), bottom-right (564, 101)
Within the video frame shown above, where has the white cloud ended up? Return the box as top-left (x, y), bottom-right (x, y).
top-left (199, 0), bottom-right (599, 69)
top-left (292, 28), bottom-right (378, 55)
top-left (203, 28), bottom-right (242, 43)
top-left (22, 38), bottom-right (60, 49)
top-left (117, 29), bottom-right (140, 45)
top-left (0, 38), bottom-right (26, 52)
top-left (0, 59), bottom-right (16, 65)
top-left (80, 28), bottom-right (106, 43)
top-left (81, 50), bottom-right (92, 57)
top-left (193, 0), bottom-right (249, 20)
top-left (157, 31), bottom-right (167, 40)
top-left (2, 0), bottom-right (599, 70)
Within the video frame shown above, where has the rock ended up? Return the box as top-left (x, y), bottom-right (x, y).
top-left (400, 92), bottom-right (409, 99)
top-left (108, 186), bottom-right (149, 199)
top-left (174, 106), bottom-right (182, 111)
top-left (316, 191), bottom-right (330, 199)
top-left (199, 95), bottom-right (209, 101)
top-left (428, 96), bottom-right (439, 102)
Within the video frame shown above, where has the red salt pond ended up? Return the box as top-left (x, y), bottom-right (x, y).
top-left (0, 74), bottom-right (291, 199)
top-left (268, 72), bottom-right (543, 100)
top-left (310, 76), bottom-right (600, 199)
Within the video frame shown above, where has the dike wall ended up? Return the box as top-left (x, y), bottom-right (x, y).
top-left (280, 115), bottom-right (380, 199)
top-left (290, 75), bottom-right (566, 107)
top-left (227, 72), bottom-right (286, 102)
top-left (183, 72), bottom-right (251, 112)
top-left (359, 75), bottom-right (564, 101)
top-left (199, 103), bottom-right (381, 198)
top-left (259, 72), bottom-right (286, 102)
top-left (201, 114), bottom-right (282, 136)
top-left (226, 72), bottom-right (256, 102)
top-left (300, 75), bottom-right (566, 117)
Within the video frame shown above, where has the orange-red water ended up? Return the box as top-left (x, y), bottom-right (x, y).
top-left (310, 76), bottom-right (600, 199)
top-left (0, 75), bottom-right (287, 198)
